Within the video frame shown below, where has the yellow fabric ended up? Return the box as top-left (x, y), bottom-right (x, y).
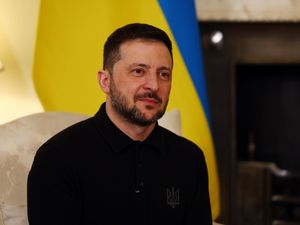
top-left (33, 0), bottom-right (220, 218)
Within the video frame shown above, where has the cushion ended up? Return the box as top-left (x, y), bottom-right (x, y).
top-left (158, 109), bottom-right (182, 136)
top-left (0, 204), bottom-right (28, 225)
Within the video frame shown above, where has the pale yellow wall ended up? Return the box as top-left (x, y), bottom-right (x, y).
top-left (0, 0), bottom-right (43, 125)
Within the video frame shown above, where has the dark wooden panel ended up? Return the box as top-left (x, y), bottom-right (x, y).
top-left (200, 22), bottom-right (300, 225)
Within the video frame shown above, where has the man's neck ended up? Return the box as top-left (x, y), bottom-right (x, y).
top-left (105, 102), bottom-right (155, 141)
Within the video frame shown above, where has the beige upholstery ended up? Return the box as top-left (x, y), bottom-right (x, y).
top-left (0, 112), bottom-right (89, 206)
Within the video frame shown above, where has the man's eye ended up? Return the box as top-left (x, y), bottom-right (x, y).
top-left (132, 68), bottom-right (144, 76)
top-left (159, 71), bottom-right (170, 80)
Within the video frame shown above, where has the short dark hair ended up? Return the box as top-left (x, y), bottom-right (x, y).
top-left (103, 23), bottom-right (173, 73)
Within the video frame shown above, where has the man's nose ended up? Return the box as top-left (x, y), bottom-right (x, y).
top-left (144, 72), bottom-right (159, 91)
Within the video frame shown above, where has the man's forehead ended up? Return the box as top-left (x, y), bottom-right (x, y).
top-left (119, 38), bottom-right (169, 52)
top-left (118, 39), bottom-right (173, 62)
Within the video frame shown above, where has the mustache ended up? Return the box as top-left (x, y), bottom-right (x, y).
top-left (135, 92), bottom-right (162, 103)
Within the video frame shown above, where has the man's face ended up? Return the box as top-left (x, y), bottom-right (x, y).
top-left (108, 39), bottom-right (172, 126)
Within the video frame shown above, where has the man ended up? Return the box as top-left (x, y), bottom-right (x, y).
top-left (28, 23), bottom-right (212, 225)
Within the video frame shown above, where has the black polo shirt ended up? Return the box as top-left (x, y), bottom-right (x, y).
top-left (28, 103), bottom-right (212, 225)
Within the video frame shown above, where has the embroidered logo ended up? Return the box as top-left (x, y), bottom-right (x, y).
top-left (166, 187), bottom-right (180, 208)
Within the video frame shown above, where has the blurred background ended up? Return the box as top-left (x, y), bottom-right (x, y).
top-left (0, 0), bottom-right (42, 124)
top-left (1, 0), bottom-right (300, 224)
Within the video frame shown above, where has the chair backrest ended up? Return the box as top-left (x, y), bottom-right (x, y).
top-left (0, 112), bottom-right (89, 206)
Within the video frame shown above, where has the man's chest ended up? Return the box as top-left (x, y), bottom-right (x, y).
top-left (78, 146), bottom-right (196, 225)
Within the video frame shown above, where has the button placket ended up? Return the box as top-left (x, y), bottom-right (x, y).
top-left (134, 142), bottom-right (144, 195)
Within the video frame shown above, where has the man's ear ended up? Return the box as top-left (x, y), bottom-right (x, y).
top-left (98, 70), bottom-right (110, 94)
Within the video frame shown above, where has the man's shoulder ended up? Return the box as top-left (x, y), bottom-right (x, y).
top-left (158, 125), bottom-right (203, 154)
top-left (36, 117), bottom-right (98, 154)
top-left (157, 125), bottom-right (207, 170)
top-left (29, 117), bottom-right (99, 181)
top-left (49, 117), bottom-right (94, 141)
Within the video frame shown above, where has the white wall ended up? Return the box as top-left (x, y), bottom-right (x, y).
top-left (0, 0), bottom-right (43, 124)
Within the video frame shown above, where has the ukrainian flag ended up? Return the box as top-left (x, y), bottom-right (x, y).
top-left (33, 0), bottom-right (220, 218)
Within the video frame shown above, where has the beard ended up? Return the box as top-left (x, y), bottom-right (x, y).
top-left (109, 78), bottom-right (168, 127)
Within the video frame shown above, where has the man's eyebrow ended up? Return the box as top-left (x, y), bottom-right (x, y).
top-left (129, 63), bottom-right (171, 71)
top-left (158, 66), bottom-right (172, 72)
top-left (128, 63), bottom-right (150, 69)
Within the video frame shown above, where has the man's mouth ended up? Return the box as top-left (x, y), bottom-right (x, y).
top-left (135, 92), bottom-right (162, 104)
top-left (138, 97), bottom-right (159, 104)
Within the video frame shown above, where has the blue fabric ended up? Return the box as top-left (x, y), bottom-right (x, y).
top-left (158, 0), bottom-right (211, 123)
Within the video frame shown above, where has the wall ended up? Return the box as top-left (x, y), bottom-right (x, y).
top-left (0, 0), bottom-right (43, 124)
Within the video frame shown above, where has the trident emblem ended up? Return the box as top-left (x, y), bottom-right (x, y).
top-left (166, 187), bottom-right (180, 208)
